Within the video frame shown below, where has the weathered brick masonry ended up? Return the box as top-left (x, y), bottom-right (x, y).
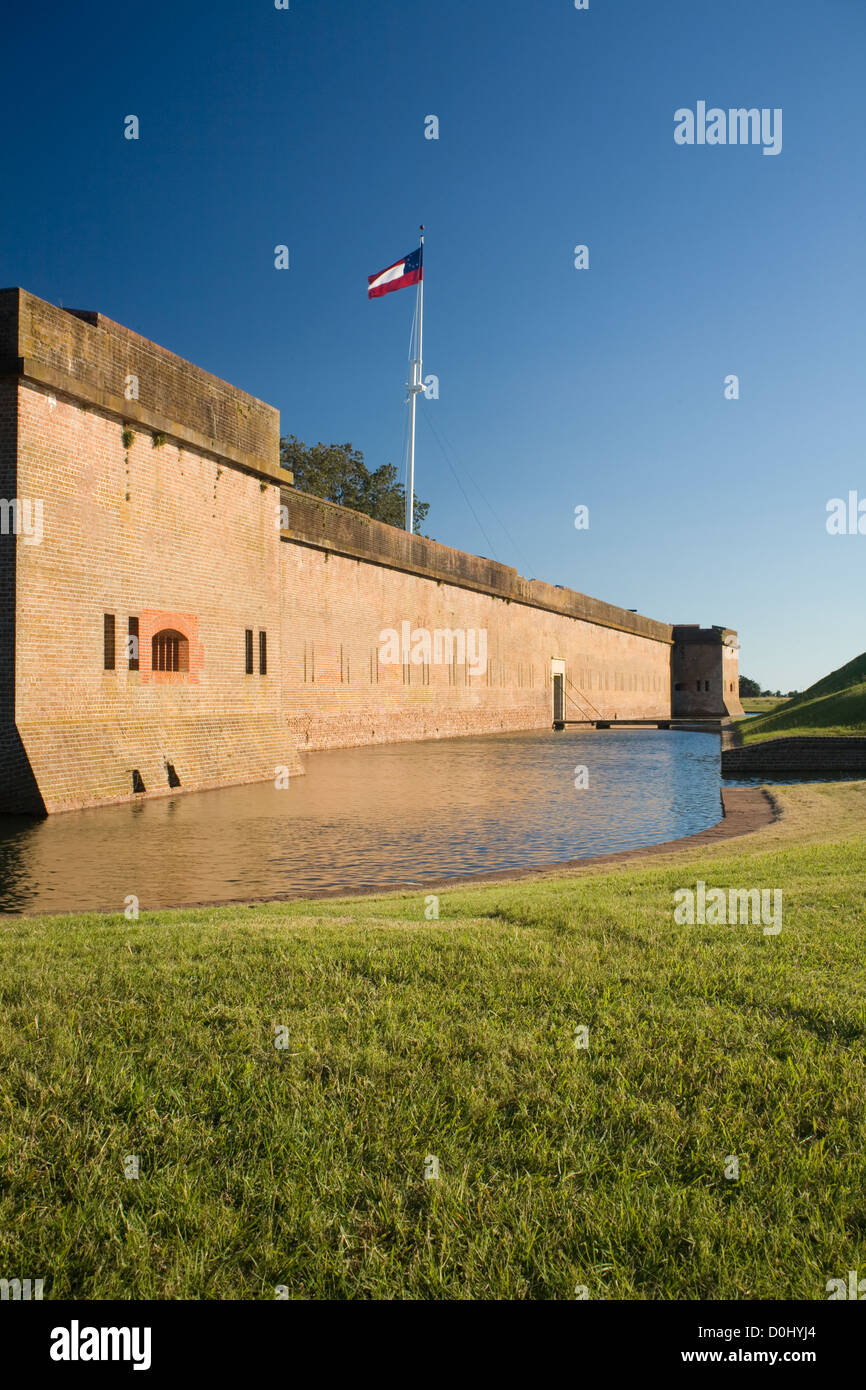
top-left (0, 289), bottom-right (742, 814)
top-left (722, 737), bottom-right (866, 777)
top-left (281, 490), bottom-right (677, 749)
top-left (1, 289), bottom-right (300, 813)
top-left (672, 624), bottom-right (743, 719)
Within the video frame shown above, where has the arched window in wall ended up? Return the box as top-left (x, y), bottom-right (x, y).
top-left (152, 629), bottom-right (189, 673)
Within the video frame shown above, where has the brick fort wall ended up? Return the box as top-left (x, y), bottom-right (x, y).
top-left (0, 288), bottom-right (741, 814)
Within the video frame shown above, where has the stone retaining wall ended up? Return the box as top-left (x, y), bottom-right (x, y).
top-left (722, 736), bottom-right (866, 776)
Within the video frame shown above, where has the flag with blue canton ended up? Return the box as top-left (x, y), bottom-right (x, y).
top-left (368, 245), bottom-right (423, 299)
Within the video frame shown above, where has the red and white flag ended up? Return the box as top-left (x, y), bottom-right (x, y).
top-left (367, 246), bottom-right (423, 300)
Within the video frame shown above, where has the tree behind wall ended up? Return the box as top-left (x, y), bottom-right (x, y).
top-left (280, 436), bottom-right (429, 533)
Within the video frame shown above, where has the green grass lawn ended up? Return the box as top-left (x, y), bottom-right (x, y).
top-left (1, 783), bottom-right (865, 1300)
top-left (740, 696), bottom-right (790, 714)
top-left (739, 652), bottom-right (866, 744)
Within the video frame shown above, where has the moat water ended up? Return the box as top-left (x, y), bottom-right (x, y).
top-left (0, 727), bottom-right (725, 915)
top-left (0, 728), bottom-right (733, 911)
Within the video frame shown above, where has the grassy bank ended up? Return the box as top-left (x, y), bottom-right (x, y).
top-left (740, 696), bottom-right (790, 714)
top-left (1, 783), bottom-right (864, 1300)
top-left (739, 653), bottom-right (866, 744)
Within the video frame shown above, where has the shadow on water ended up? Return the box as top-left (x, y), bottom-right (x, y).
top-left (0, 728), bottom-right (724, 915)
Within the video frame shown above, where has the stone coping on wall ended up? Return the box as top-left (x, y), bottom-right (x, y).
top-left (0, 287), bottom-right (288, 486)
top-left (280, 488), bottom-right (674, 645)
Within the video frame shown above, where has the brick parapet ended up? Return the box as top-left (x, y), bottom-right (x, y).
top-left (0, 288), bottom-right (287, 485)
top-left (280, 488), bottom-right (673, 646)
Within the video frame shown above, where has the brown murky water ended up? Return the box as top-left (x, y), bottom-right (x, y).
top-left (0, 727), bottom-right (723, 914)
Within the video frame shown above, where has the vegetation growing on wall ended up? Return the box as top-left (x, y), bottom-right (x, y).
top-left (280, 435), bottom-right (429, 533)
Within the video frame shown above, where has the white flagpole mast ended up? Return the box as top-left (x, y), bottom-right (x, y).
top-left (406, 225), bottom-right (424, 533)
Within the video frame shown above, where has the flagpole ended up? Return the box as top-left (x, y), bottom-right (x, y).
top-left (406, 225), bottom-right (424, 533)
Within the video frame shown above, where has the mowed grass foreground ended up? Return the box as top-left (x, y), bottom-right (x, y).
top-left (1, 784), bottom-right (864, 1300)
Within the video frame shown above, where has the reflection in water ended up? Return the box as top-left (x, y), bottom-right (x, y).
top-left (0, 728), bottom-right (722, 915)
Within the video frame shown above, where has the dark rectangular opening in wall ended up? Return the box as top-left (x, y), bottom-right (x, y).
top-left (259, 630), bottom-right (267, 675)
top-left (128, 616), bottom-right (139, 671)
top-left (103, 613), bottom-right (115, 670)
top-left (152, 631), bottom-right (188, 672)
top-left (132, 769), bottom-right (146, 793)
top-left (166, 762), bottom-right (181, 788)
top-left (553, 673), bottom-right (564, 723)
top-left (245, 629), bottom-right (254, 674)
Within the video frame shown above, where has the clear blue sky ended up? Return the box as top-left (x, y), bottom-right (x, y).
top-left (2, 0), bottom-right (864, 691)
